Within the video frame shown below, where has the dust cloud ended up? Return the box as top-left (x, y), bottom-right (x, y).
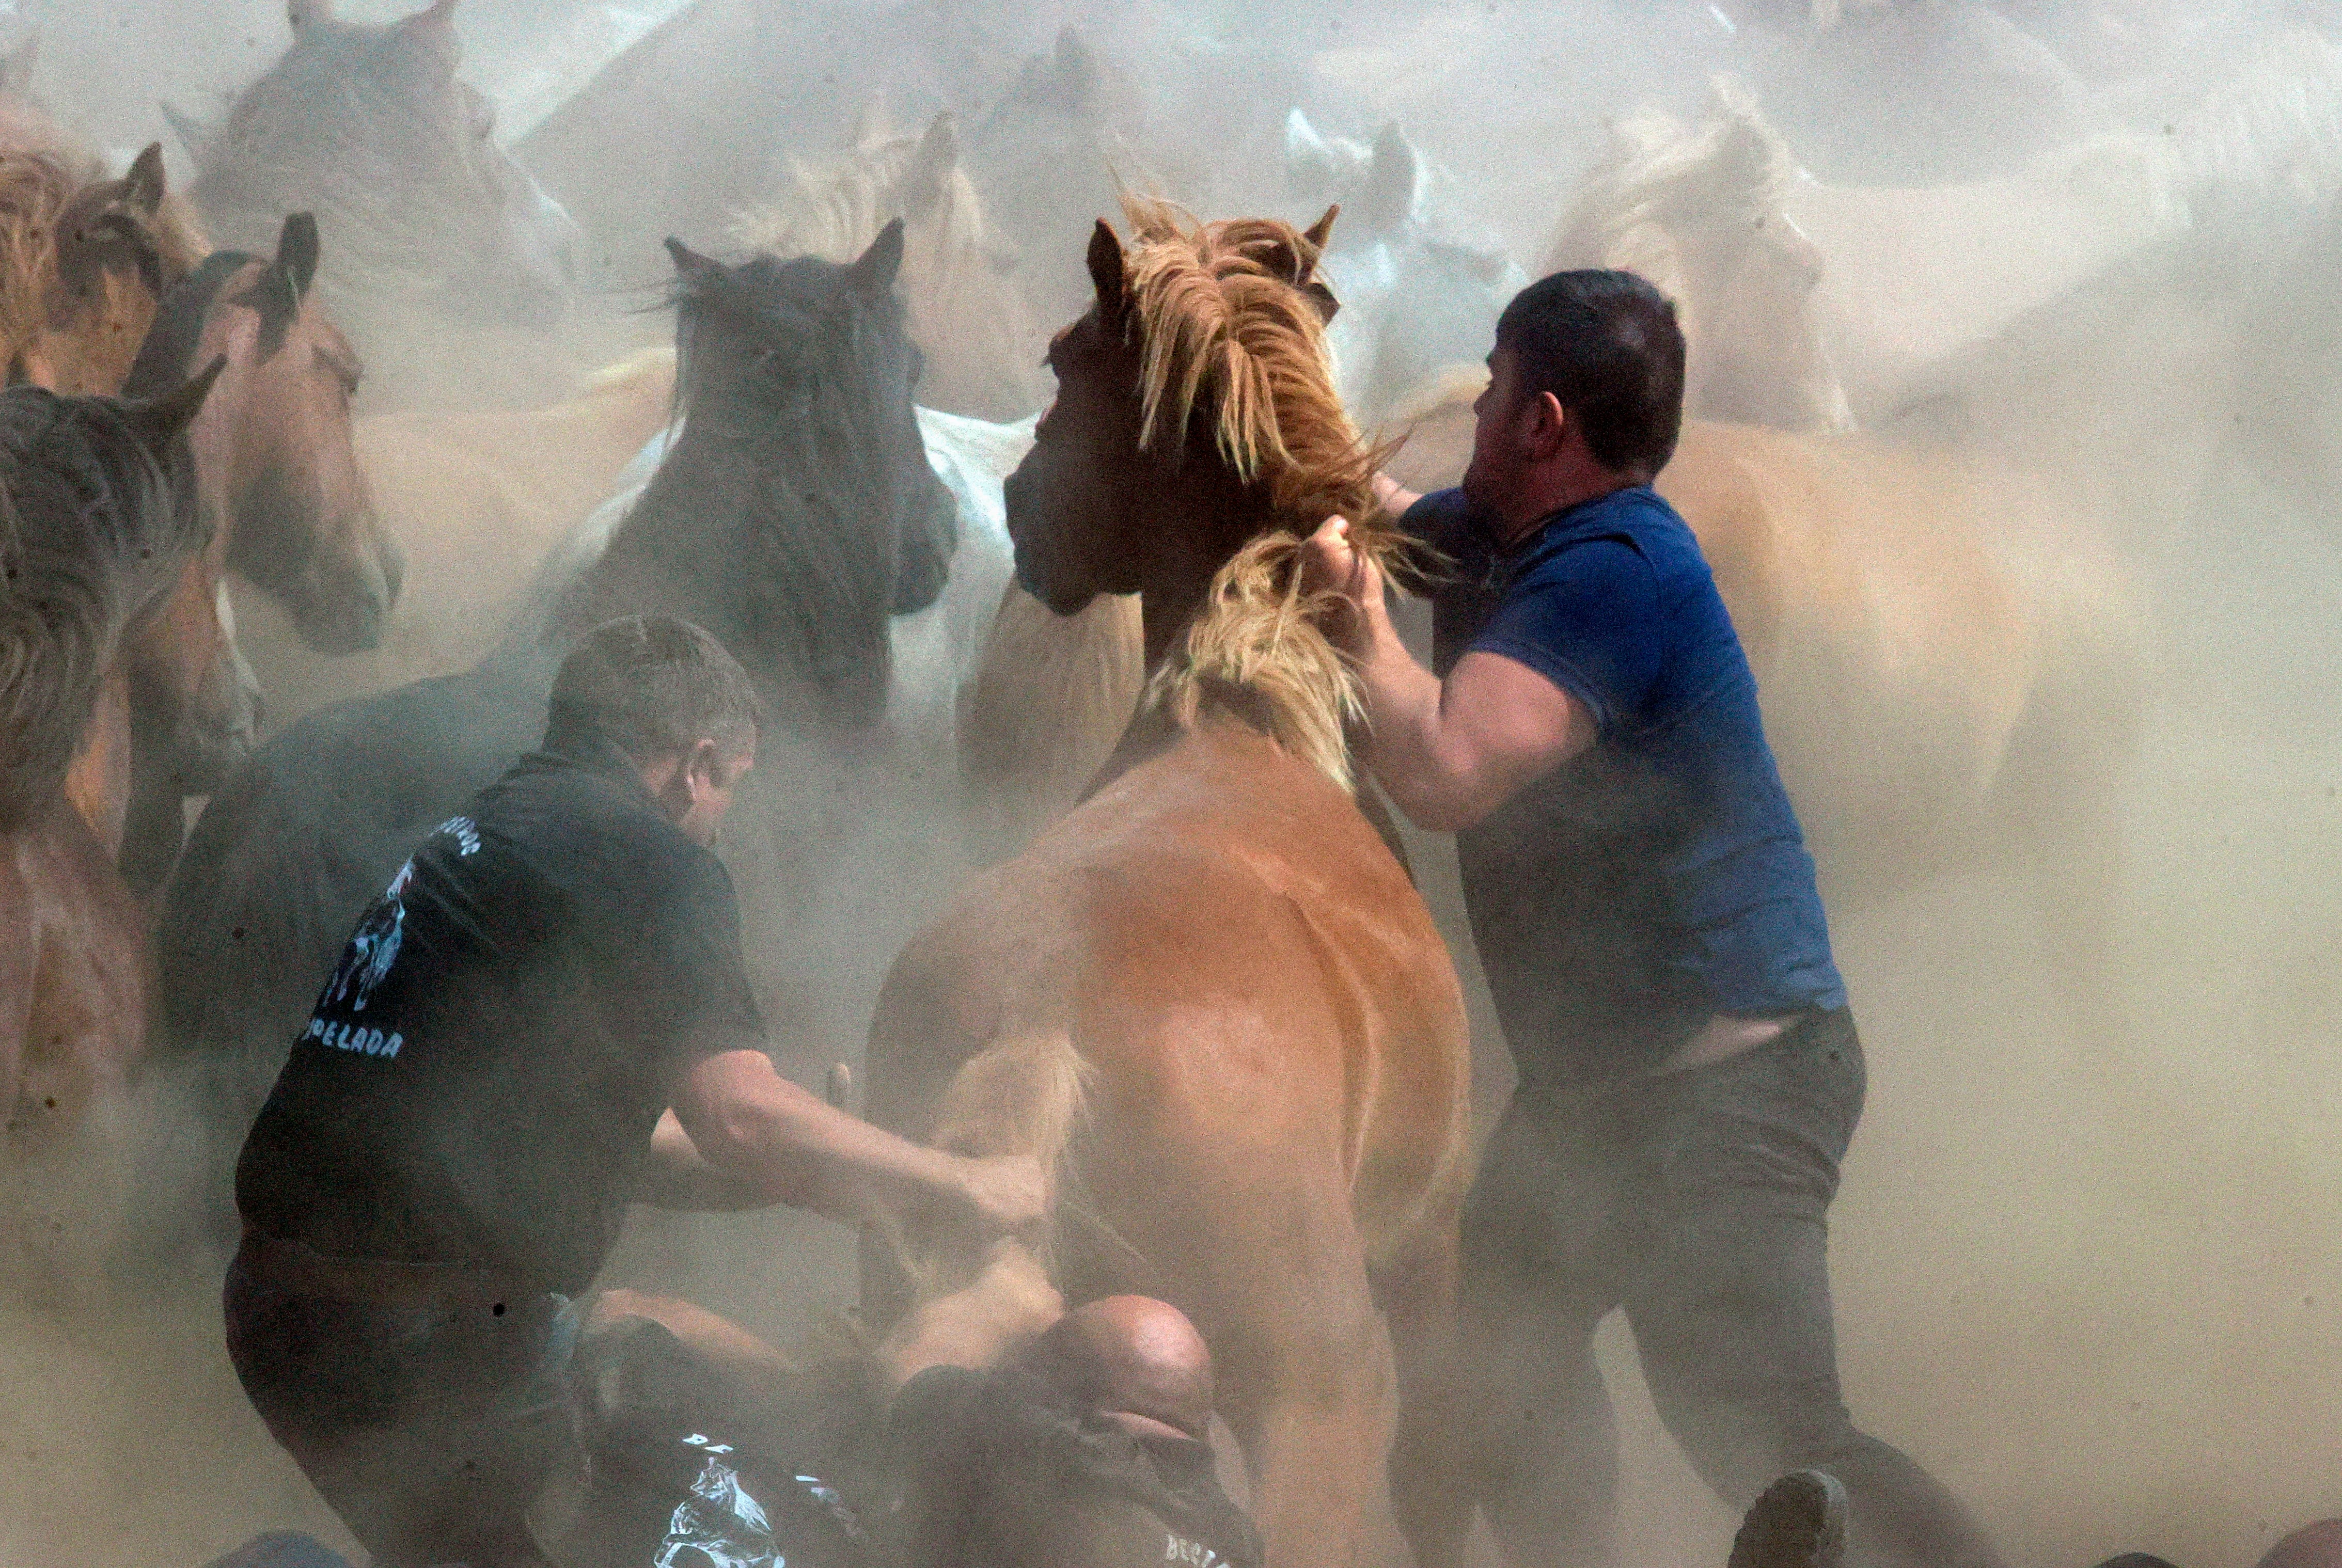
top-left (3, 3), bottom-right (2339, 1568)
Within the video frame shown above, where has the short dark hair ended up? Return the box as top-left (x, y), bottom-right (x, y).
top-left (1494, 269), bottom-right (1686, 478)
top-left (548, 616), bottom-right (761, 762)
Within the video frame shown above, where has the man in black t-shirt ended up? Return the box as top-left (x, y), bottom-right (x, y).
top-left (226, 615), bottom-right (1044, 1568)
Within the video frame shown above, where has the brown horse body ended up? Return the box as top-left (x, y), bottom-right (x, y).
top-left (864, 203), bottom-right (1470, 1568)
top-left (0, 374), bottom-right (215, 1297)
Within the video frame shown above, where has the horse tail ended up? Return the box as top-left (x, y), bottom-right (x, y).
top-left (870, 1021), bottom-right (1091, 1306)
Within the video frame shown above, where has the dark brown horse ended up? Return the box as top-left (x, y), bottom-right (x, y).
top-left (861, 200), bottom-right (1471, 1568)
top-left (0, 368), bottom-right (218, 1297)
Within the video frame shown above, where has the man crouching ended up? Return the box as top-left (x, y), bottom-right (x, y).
top-left (224, 614), bottom-right (1043, 1568)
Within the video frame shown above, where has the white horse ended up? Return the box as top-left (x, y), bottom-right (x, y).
top-left (1282, 109), bottom-right (1528, 432)
top-left (1580, 41), bottom-right (2342, 428)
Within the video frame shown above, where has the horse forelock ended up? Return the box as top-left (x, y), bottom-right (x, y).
top-left (1115, 195), bottom-right (1380, 530)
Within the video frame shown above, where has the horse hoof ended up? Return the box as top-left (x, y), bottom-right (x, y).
top-left (1729, 1469), bottom-right (1849, 1568)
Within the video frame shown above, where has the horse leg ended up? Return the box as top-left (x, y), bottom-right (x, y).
top-left (1211, 1205), bottom-right (1400, 1568)
top-left (1376, 1221), bottom-right (1469, 1568)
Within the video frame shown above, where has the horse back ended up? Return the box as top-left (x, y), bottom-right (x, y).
top-left (869, 720), bottom-right (1470, 1287)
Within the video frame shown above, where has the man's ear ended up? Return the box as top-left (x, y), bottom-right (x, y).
top-left (685, 737), bottom-right (722, 791)
top-left (1531, 390), bottom-right (1570, 457)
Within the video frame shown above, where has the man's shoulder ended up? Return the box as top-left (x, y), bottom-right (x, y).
top-left (473, 755), bottom-right (723, 908)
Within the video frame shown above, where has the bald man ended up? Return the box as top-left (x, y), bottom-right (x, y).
top-left (889, 1297), bottom-right (1261, 1568)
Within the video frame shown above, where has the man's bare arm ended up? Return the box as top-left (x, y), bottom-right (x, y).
top-left (664, 1049), bottom-right (1046, 1239)
top-left (636, 1107), bottom-right (768, 1211)
top-left (1306, 514), bottom-right (1594, 832)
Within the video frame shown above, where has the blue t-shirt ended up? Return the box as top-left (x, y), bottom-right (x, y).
top-left (1406, 485), bottom-right (1845, 1086)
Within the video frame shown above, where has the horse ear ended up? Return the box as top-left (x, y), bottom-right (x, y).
top-left (1302, 204), bottom-right (1339, 255)
top-left (1086, 218), bottom-right (1125, 320)
top-left (128, 355), bottom-right (226, 455)
top-left (123, 142), bottom-right (167, 218)
top-left (287, 0), bottom-right (332, 30)
top-left (1357, 122), bottom-right (1421, 236)
top-left (846, 217), bottom-right (904, 296)
top-left (916, 112), bottom-right (958, 175)
top-left (399, 0), bottom-right (461, 71)
top-left (665, 236), bottom-right (721, 278)
top-left (162, 101), bottom-right (213, 163)
top-left (1053, 26), bottom-right (1102, 107)
top-left (1, 31), bottom-right (39, 98)
top-left (276, 211), bottom-right (320, 303)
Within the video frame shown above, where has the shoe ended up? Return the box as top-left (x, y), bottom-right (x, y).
top-left (1730, 1469), bottom-right (1850, 1568)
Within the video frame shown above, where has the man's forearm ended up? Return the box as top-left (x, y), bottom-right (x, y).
top-left (682, 1056), bottom-right (968, 1225)
top-left (1354, 592), bottom-right (1485, 832)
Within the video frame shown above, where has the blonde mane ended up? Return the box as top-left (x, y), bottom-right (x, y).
top-left (0, 148), bottom-right (210, 397)
top-left (1112, 196), bottom-right (1399, 790)
top-left (732, 112), bottom-right (1042, 419)
top-left (735, 118), bottom-right (999, 265)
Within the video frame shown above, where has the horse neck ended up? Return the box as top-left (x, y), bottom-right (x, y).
top-left (1132, 466), bottom-right (1279, 674)
top-left (59, 667), bottom-right (131, 860)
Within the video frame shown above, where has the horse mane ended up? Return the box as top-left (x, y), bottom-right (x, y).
top-left (0, 146), bottom-right (213, 394)
top-left (1542, 77), bottom-right (1793, 288)
top-left (733, 119), bottom-right (998, 266)
top-left (0, 151), bottom-right (82, 367)
top-left (0, 389), bottom-right (200, 827)
top-left (1118, 195), bottom-right (1376, 525)
top-left (1112, 196), bottom-right (1397, 790)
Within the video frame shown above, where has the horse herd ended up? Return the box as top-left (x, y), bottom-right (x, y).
top-left (7, 2), bottom-right (2336, 1565)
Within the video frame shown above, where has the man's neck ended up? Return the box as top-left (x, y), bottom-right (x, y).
top-left (1494, 473), bottom-right (1641, 548)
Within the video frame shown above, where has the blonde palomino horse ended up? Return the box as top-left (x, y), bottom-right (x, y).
top-left (1544, 79), bottom-right (1851, 434)
top-left (863, 199), bottom-right (1471, 1568)
top-left (239, 344), bottom-right (674, 732)
top-left (0, 368), bottom-right (218, 1300)
top-left (1580, 47), bottom-right (2342, 430)
top-left (1381, 368), bottom-right (2142, 1000)
top-left (733, 109), bottom-right (1047, 422)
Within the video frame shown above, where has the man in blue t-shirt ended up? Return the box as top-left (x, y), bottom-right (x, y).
top-left (1304, 272), bottom-right (2003, 1568)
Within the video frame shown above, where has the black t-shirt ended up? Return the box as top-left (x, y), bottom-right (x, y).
top-left (235, 729), bottom-right (765, 1293)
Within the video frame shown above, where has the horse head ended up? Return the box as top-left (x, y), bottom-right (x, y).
top-left (188, 0), bottom-right (579, 335)
top-left (1281, 112), bottom-right (1523, 426)
top-left (1546, 81), bottom-right (1851, 433)
top-left (733, 108), bottom-right (1043, 421)
top-left (968, 27), bottom-right (1154, 333)
top-left (124, 214), bottom-right (401, 658)
top-left (1003, 200), bottom-right (1373, 662)
top-left (557, 223), bottom-right (954, 737)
